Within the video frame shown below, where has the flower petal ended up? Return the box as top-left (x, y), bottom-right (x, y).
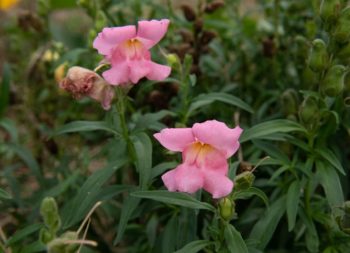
top-left (93, 26), bottom-right (136, 55)
top-left (202, 170), bottom-right (234, 199)
top-left (197, 145), bottom-right (228, 174)
top-left (146, 61), bottom-right (171, 81)
top-left (161, 169), bottom-right (177, 192)
top-left (174, 164), bottom-right (204, 193)
top-left (154, 128), bottom-right (195, 152)
top-left (137, 19), bottom-right (170, 49)
top-left (129, 61), bottom-right (150, 84)
top-left (102, 62), bottom-right (129, 85)
top-left (192, 120), bottom-right (243, 158)
top-left (100, 86), bottom-right (115, 110)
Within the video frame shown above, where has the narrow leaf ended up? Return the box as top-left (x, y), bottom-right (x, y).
top-left (240, 120), bottom-right (306, 143)
top-left (0, 63), bottom-right (11, 117)
top-left (6, 224), bottom-right (43, 246)
top-left (286, 181), bottom-right (301, 231)
top-left (131, 190), bottom-right (215, 212)
top-left (316, 148), bottom-right (345, 175)
top-left (175, 240), bottom-right (212, 253)
top-left (224, 223), bottom-right (249, 253)
top-left (0, 188), bottom-right (11, 199)
top-left (51, 120), bottom-right (119, 137)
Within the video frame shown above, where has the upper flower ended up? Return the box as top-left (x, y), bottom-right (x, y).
top-left (59, 66), bottom-right (115, 110)
top-left (93, 19), bottom-right (171, 85)
top-left (154, 120), bottom-right (243, 199)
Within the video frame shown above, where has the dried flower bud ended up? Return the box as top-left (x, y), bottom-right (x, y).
top-left (205, 0), bottom-right (225, 13)
top-left (200, 30), bottom-right (217, 45)
top-left (308, 39), bottom-right (328, 72)
top-left (319, 0), bottom-right (341, 23)
top-left (181, 4), bottom-right (196, 22)
top-left (40, 197), bottom-right (61, 234)
top-left (219, 197), bottom-right (235, 221)
top-left (299, 96), bottom-right (319, 125)
top-left (17, 11), bottom-right (43, 32)
top-left (321, 65), bottom-right (347, 97)
top-left (194, 18), bottom-right (204, 34)
top-left (178, 29), bottom-right (194, 43)
top-left (235, 171), bottom-right (255, 191)
top-left (59, 66), bottom-right (115, 110)
top-left (333, 7), bottom-right (350, 43)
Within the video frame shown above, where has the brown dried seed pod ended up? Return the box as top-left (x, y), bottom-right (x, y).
top-left (205, 0), bottom-right (225, 13)
top-left (200, 30), bottom-right (217, 45)
top-left (17, 11), bottom-right (43, 32)
top-left (178, 29), bottom-right (194, 43)
top-left (262, 37), bottom-right (276, 58)
top-left (194, 18), bottom-right (204, 34)
top-left (181, 4), bottom-right (197, 22)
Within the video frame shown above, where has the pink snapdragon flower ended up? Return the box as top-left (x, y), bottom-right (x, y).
top-left (154, 120), bottom-right (243, 199)
top-left (93, 19), bottom-right (171, 85)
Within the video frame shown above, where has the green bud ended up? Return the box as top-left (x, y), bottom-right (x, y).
top-left (166, 54), bottom-right (179, 68)
top-left (40, 197), bottom-right (61, 233)
top-left (334, 7), bottom-right (350, 42)
top-left (235, 171), bottom-right (255, 191)
top-left (294, 36), bottom-right (309, 61)
top-left (280, 89), bottom-right (299, 116)
top-left (76, 0), bottom-right (90, 9)
top-left (61, 231), bottom-right (79, 253)
top-left (321, 65), bottom-right (347, 97)
top-left (299, 96), bottom-right (319, 125)
top-left (37, 0), bottom-right (51, 17)
top-left (39, 228), bottom-right (54, 244)
top-left (47, 232), bottom-right (79, 253)
top-left (319, 0), bottom-right (342, 23)
top-left (88, 29), bottom-right (98, 48)
top-left (336, 201), bottom-right (350, 234)
top-left (95, 10), bottom-right (108, 32)
top-left (308, 39), bottom-right (328, 72)
top-left (219, 198), bottom-right (235, 221)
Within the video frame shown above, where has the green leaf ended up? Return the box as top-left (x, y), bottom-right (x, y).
top-left (162, 215), bottom-right (178, 253)
top-left (0, 63), bottom-right (11, 117)
top-left (188, 92), bottom-right (254, 115)
top-left (61, 158), bottom-right (127, 229)
top-left (131, 132), bottom-right (152, 189)
top-left (316, 148), bottom-right (345, 175)
top-left (51, 120), bottom-right (120, 137)
top-left (151, 161), bottom-right (178, 180)
top-left (114, 195), bottom-right (141, 245)
top-left (131, 190), bottom-right (215, 212)
top-left (286, 181), bottom-right (301, 231)
top-left (134, 110), bottom-right (175, 131)
top-left (224, 224), bottom-right (249, 253)
top-left (316, 161), bottom-right (344, 207)
top-left (0, 118), bottom-right (18, 143)
top-left (6, 224), bottom-right (43, 246)
top-left (249, 196), bottom-right (286, 249)
top-left (43, 172), bottom-right (79, 198)
top-left (0, 188), bottom-right (11, 199)
top-left (299, 209), bottom-right (319, 253)
top-left (252, 140), bottom-right (290, 165)
top-left (240, 120), bottom-right (306, 143)
top-left (19, 241), bottom-right (45, 253)
top-left (233, 187), bottom-right (269, 207)
top-left (175, 240), bottom-right (212, 253)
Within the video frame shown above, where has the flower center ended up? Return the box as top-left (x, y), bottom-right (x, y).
top-left (119, 38), bottom-right (144, 60)
top-left (184, 142), bottom-right (216, 167)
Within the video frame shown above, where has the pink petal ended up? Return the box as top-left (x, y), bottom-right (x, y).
top-left (192, 120), bottom-right (243, 158)
top-left (93, 26), bottom-right (136, 56)
top-left (154, 128), bottom-right (195, 152)
top-left (198, 147), bottom-right (228, 174)
top-left (161, 169), bottom-right (177, 192)
top-left (129, 61), bottom-right (150, 84)
top-left (174, 164), bottom-right (204, 193)
top-left (202, 170), bottom-right (234, 199)
top-left (100, 86), bottom-right (115, 110)
top-left (137, 19), bottom-right (170, 49)
top-left (102, 62), bottom-right (129, 85)
top-left (146, 61), bottom-right (171, 81)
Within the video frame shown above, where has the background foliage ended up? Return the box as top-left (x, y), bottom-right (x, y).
top-left (1, 0), bottom-right (350, 252)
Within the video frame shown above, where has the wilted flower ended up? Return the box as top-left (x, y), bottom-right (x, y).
top-left (59, 66), bottom-right (114, 110)
top-left (93, 19), bottom-right (171, 85)
top-left (154, 120), bottom-right (243, 199)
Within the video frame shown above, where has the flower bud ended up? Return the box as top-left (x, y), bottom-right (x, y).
top-left (320, 65), bottom-right (347, 97)
top-left (319, 0), bottom-right (341, 23)
top-left (166, 53), bottom-right (180, 68)
top-left (47, 232), bottom-right (79, 253)
top-left (59, 66), bottom-right (115, 110)
top-left (54, 63), bottom-right (67, 83)
top-left (281, 89), bottom-right (298, 116)
top-left (333, 7), bottom-right (350, 43)
top-left (219, 198), bottom-right (235, 221)
top-left (95, 10), bottom-right (108, 32)
top-left (338, 42), bottom-right (350, 59)
top-left (235, 171), bottom-right (255, 191)
top-left (308, 39), bottom-right (328, 72)
top-left (40, 197), bottom-right (61, 233)
top-left (39, 228), bottom-right (54, 244)
top-left (200, 30), bottom-right (217, 45)
top-left (336, 201), bottom-right (350, 234)
top-left (299, 96), bottom-right (319, 125)
top-left (37, 0), bottom-right (50, 17)
top-left (181, 4), bottom-right (196, 22)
